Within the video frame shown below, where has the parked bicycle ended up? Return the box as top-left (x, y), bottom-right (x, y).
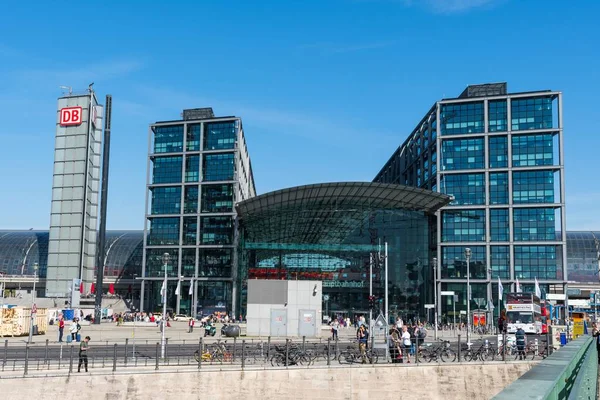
top-left (419, 340), bottom-right (456, 363)
top-left (270, 343), bottom-right (315, 366)
top-left (338, 342), bottom-right (378, 364)
top-left (194, 340), bottom-right (232, 363)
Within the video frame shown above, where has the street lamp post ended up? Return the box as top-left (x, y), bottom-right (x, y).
top-left (28, 262), bottom-right (38, 344)
top-left (464, 248), bottom-right (471, 346)
top-left (432, 257), bottom-right (438, 341)
top-left (161, 253), bottom-right (170, 359)
top-left (0, 272), bottom-right (5, 326)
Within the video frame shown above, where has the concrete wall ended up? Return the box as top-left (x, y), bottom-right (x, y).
top-left (0, 363), bottom-right (534, 400)
top-left (247, 280), bottom-right (322, 337)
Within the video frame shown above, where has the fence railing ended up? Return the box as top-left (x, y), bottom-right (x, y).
top-left (493, 335), bottom-right (598, 399)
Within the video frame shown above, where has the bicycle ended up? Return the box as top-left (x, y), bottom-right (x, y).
top-left (524, 340), bottom-right (549, 360)
top-left (470, 339), bottom-right (495, 361)
top-left (497, 339), bottom-right (518, 360)
top-left (338, 342), bottom-right (378, 364)
top-left (419, 340), bottom-right (456, 363)
top-left (193, 340), bottom-right (232, 363)
top-left (270, 343), bottom-right (314, 366)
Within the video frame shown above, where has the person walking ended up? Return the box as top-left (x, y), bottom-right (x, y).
top-left (357, 324), bottom-right (369, 364)
top-left (58, 316), bottom-right (65, 343)
top-left (592, 323), bottom-right (600, 364)
top-left (331, 318), bottom-right (340, 341)
top-left (515, 326), bottom-right (526, 360)
top-left (188, 317), bottom-right (195, 333)
top-left (78, 336), bottom-right (91, 372)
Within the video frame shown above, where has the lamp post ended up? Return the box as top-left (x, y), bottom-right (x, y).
top-left (161, 253), bottom-right (170, 359)
top-left (0, 272), bottom-right (5, 326)
top-left (28, 262), bottom-right (38, 343)
top-left (432, 257), bottom-right (438, 341)
top-left (464, 248), bottom-right (471, 346)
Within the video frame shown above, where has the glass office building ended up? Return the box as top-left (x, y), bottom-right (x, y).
top-left (141, 108), bottom-right (256, 316)
top-left (374, 83), bottom-right (566, 322)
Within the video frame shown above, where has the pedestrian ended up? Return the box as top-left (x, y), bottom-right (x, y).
top-left (593, 323), bottom-right (600, 364)
top-left (70, 318), bottom-right (78, 341)
top-left (357, 324), bottom-right (369, 364)
top-left (58, 316), bottom-right (65, 343)
top-left (330, 318), bottom-right (339, 341)
top-left (515, 326), bottom-right (526, 360)
top-left (401, 325), bottom-right (412, 363)
top-left (78, 336), bottom-right (90, 372)
top-left (498, 309), bottom-right (507, 334)
top-left (188, 317), bottom-right (195, 333)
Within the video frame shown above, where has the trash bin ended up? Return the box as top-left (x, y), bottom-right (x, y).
top-left (33, 325), bottom-right (39, 335)
top-left (222, 324), bottom-right (240, 337)
top-left (560, 332), bottom-right (567, 346)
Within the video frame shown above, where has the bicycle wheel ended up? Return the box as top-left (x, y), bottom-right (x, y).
top-left (338, 351), bottom-right (354, 365)
top-left (418, 348), bottom-right (430, 363)
top-left (367, 350), bottom-right (378, 364)
top-left (270, 354), bottom-right (284, 367)
top-left (480, 348), bottom-right (495, 362)
top-left (461, 350), bottom-right (472, 362)
top-left (440, 349), bottom-right (456, 363)
top-left (193, 350), bottom-right (200, 363)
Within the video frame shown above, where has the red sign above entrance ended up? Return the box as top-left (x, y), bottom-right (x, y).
top-left (60, 106), bottom-right (83, 126)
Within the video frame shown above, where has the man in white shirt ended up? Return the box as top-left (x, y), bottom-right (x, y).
top-left (401, 325), bottom-right (412, 363)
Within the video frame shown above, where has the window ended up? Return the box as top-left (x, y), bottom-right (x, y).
top-left (489, 172), bottom-right (508, 205)
top-left (151, 187), bottom-right (181, 215)
top-left (441, 138), bottom-right (484, 170)
top-left (185, 155), bottom-right (199, 182)
top-left (490, 209), bottom-right (509, 241)
top-left (441, 246), bottom-right (487, 279)
top-left (145, 249), bottom-right (179, 278)
top-left (513, 170), bottom-right (556, 204)
top-left (153, 125), bottom-right (183, 153)
top-left (200, 249), bottom-right (232, 277)
top-left (488, 100), bottom-right (507, 132)
top-left (441, 102), bottom-right (484, 135)
top-left (511, 97), bottom-right (554, 131)
top-left (514, 246), bottom-right (561, 279)
top-left (200, 216), bottom-right (233, 245)
top-left (512, 133), bottom-right (556, 167)
top-left (184, 186), bottom-right (198, 214)
top-left (201, 184), bottom-right (234, 213)
top-left (204, 122), bottom-right (236, 150)
top-left (186, 124), bottom-right (200, 151)
top-left (203, 153), bottom-right (235, 182)
top-left (148, 217), bottom-right (179, 246)
top-left (514, 208), bottom-right (557, 241)
top-left (441, 173), bottom-right (485, 205)
top-left (490, 246), bottom-right (510, 279)
top-left (489, 136), bottom-right (508, 168)
top-left (182, 216), bottom-right (197, 245)
top-left (181, 248), bottom-right (196, 277)
top-left (442, 210), bottom-right (485, 242)
top-left (152, 156), bottom-right (182, 184)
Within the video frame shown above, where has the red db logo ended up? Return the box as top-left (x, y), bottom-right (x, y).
top-left (60, 107), bottom-right (83, 126)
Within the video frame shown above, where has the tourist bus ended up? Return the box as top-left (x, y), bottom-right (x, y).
top-left (506, 293), bottom-right (542, 334)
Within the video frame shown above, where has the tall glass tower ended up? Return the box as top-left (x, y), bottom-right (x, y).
top-left (141, 108), bottom-right (255, 317)
top-left (374, 83), bottom-right (566, 322)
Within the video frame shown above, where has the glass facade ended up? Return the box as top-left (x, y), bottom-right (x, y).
top-left (441, 138), bottom-right (484, 170)
top-left (566, 232), bottom-right (600, 283)
top-left (182, 216), bottom-right (197, 245)
top-left (489, 172), bottom-right (508, 205)
top-left (488, 136), bottom-right (508, 168)
top-left (513, 208), bottom-right (558, 241)
top-left (200, 216), bottom-right (233, 245)
top-left (153, 125), bottom-right (183, 153)
top-left (490, 209), bottom-right (509, 241)
top-left (490, 246), bottom-right (510, 279)
top-left (203, 153), bottom-right (235, 182)
top-left (488, 100), bottom-right (507, 132)
top-left (200, 249), bottom-right (232, 277)
top-left (151, 187), bottom-right (181, 215)
top-left (186, 124), bottom-right (200, 151)
top-left (185, 155), bottom-right (199, 182)
top-left (441, 246), bottom-right (486, 279)
top-left (184, 186), bottom-right (198, 214)
top-left (181, 248), bottom-right (196, 277)
top-left (512, 133), bottom-right (557, 167)
top-left (145, 248), bottom-right (179, 278)
top-left (513, 170), bottom-right (556, 204)
top-left (514, 245), bottom-right (561, 280)
top-left (204, 122), bottom-right (236, 150)
top-left (148, 217), bottom-right (180, 245)
top-left (441, 173), bottom-right (484, 205)
top-left (441, 102), bottom-right (484, 135)
top-left (201, 184), bottom-right (234, 213)
top-left (152, 156), bottom-right (182, 184)
top-left (442, 210), bottom-right (485, 242)
top-left (511, 97), bottom-right (554, 131)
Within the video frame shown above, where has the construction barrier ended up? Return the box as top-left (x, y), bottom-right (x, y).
top-left (0, 307), bottom-right (48, 337)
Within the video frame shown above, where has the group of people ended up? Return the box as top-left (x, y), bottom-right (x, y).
top-left (388, 321), bottom-right (428, 363)
top-left (57, 316), bottom-right (83, 343)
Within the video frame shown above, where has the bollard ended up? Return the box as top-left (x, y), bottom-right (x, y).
top-left (267, 336), bottom-right (271, 360)
top-left (285, 339), bottom-right (290, 367)
top-left (113, 343), bottom-right (117, 372)
top-left (241, 340), bottom-right (246, 369)
top-left (546, 328), bottom-right (551, 357)
top-left (69, 345), bottom-right (74, 374)
top-left (3, 340), bottom-right (7, 371)
top-left (24, 345), bottom-right (29, 376)
top-left (327, 338), bottom-right (331, 366)
top-left (415, 336), bottom-right (419, 364)
top-left (198, 338), bottom-right (202, 370)
top-left (233, 337), bottom-right (237, 362)
top-left (502, 332), bottom-right (506, 361)
top-left (302, 336), bottom-right (306, 352)
top-left (457, 334), bottom-right (461, 362)
top-left (335, 339), bottom-right (339, 361)
top-left (124, 338), bottom-right (129, 366)
top-left (44, 339), bottom-right (49, 365)
top-left (155, 343), bottom-right (159, 370)
top-left (165, 338), bottom-right (169, 364)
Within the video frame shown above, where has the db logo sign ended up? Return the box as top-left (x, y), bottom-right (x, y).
top-left (60, 107), bottom-right (83, 126)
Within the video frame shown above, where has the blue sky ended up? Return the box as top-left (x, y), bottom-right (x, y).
top-left (0, 0), bottom-right (598, 230)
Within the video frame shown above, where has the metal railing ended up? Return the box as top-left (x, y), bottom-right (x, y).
top-left (493, 335), bottom-right (598, 399)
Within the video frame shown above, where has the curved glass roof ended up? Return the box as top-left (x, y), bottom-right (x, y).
top-left (0, 230), bottom-right (143, 279)
top-left (236, 182), bottom-right (451, 245)
top-left (567, 231), bottom-right (600, 283)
